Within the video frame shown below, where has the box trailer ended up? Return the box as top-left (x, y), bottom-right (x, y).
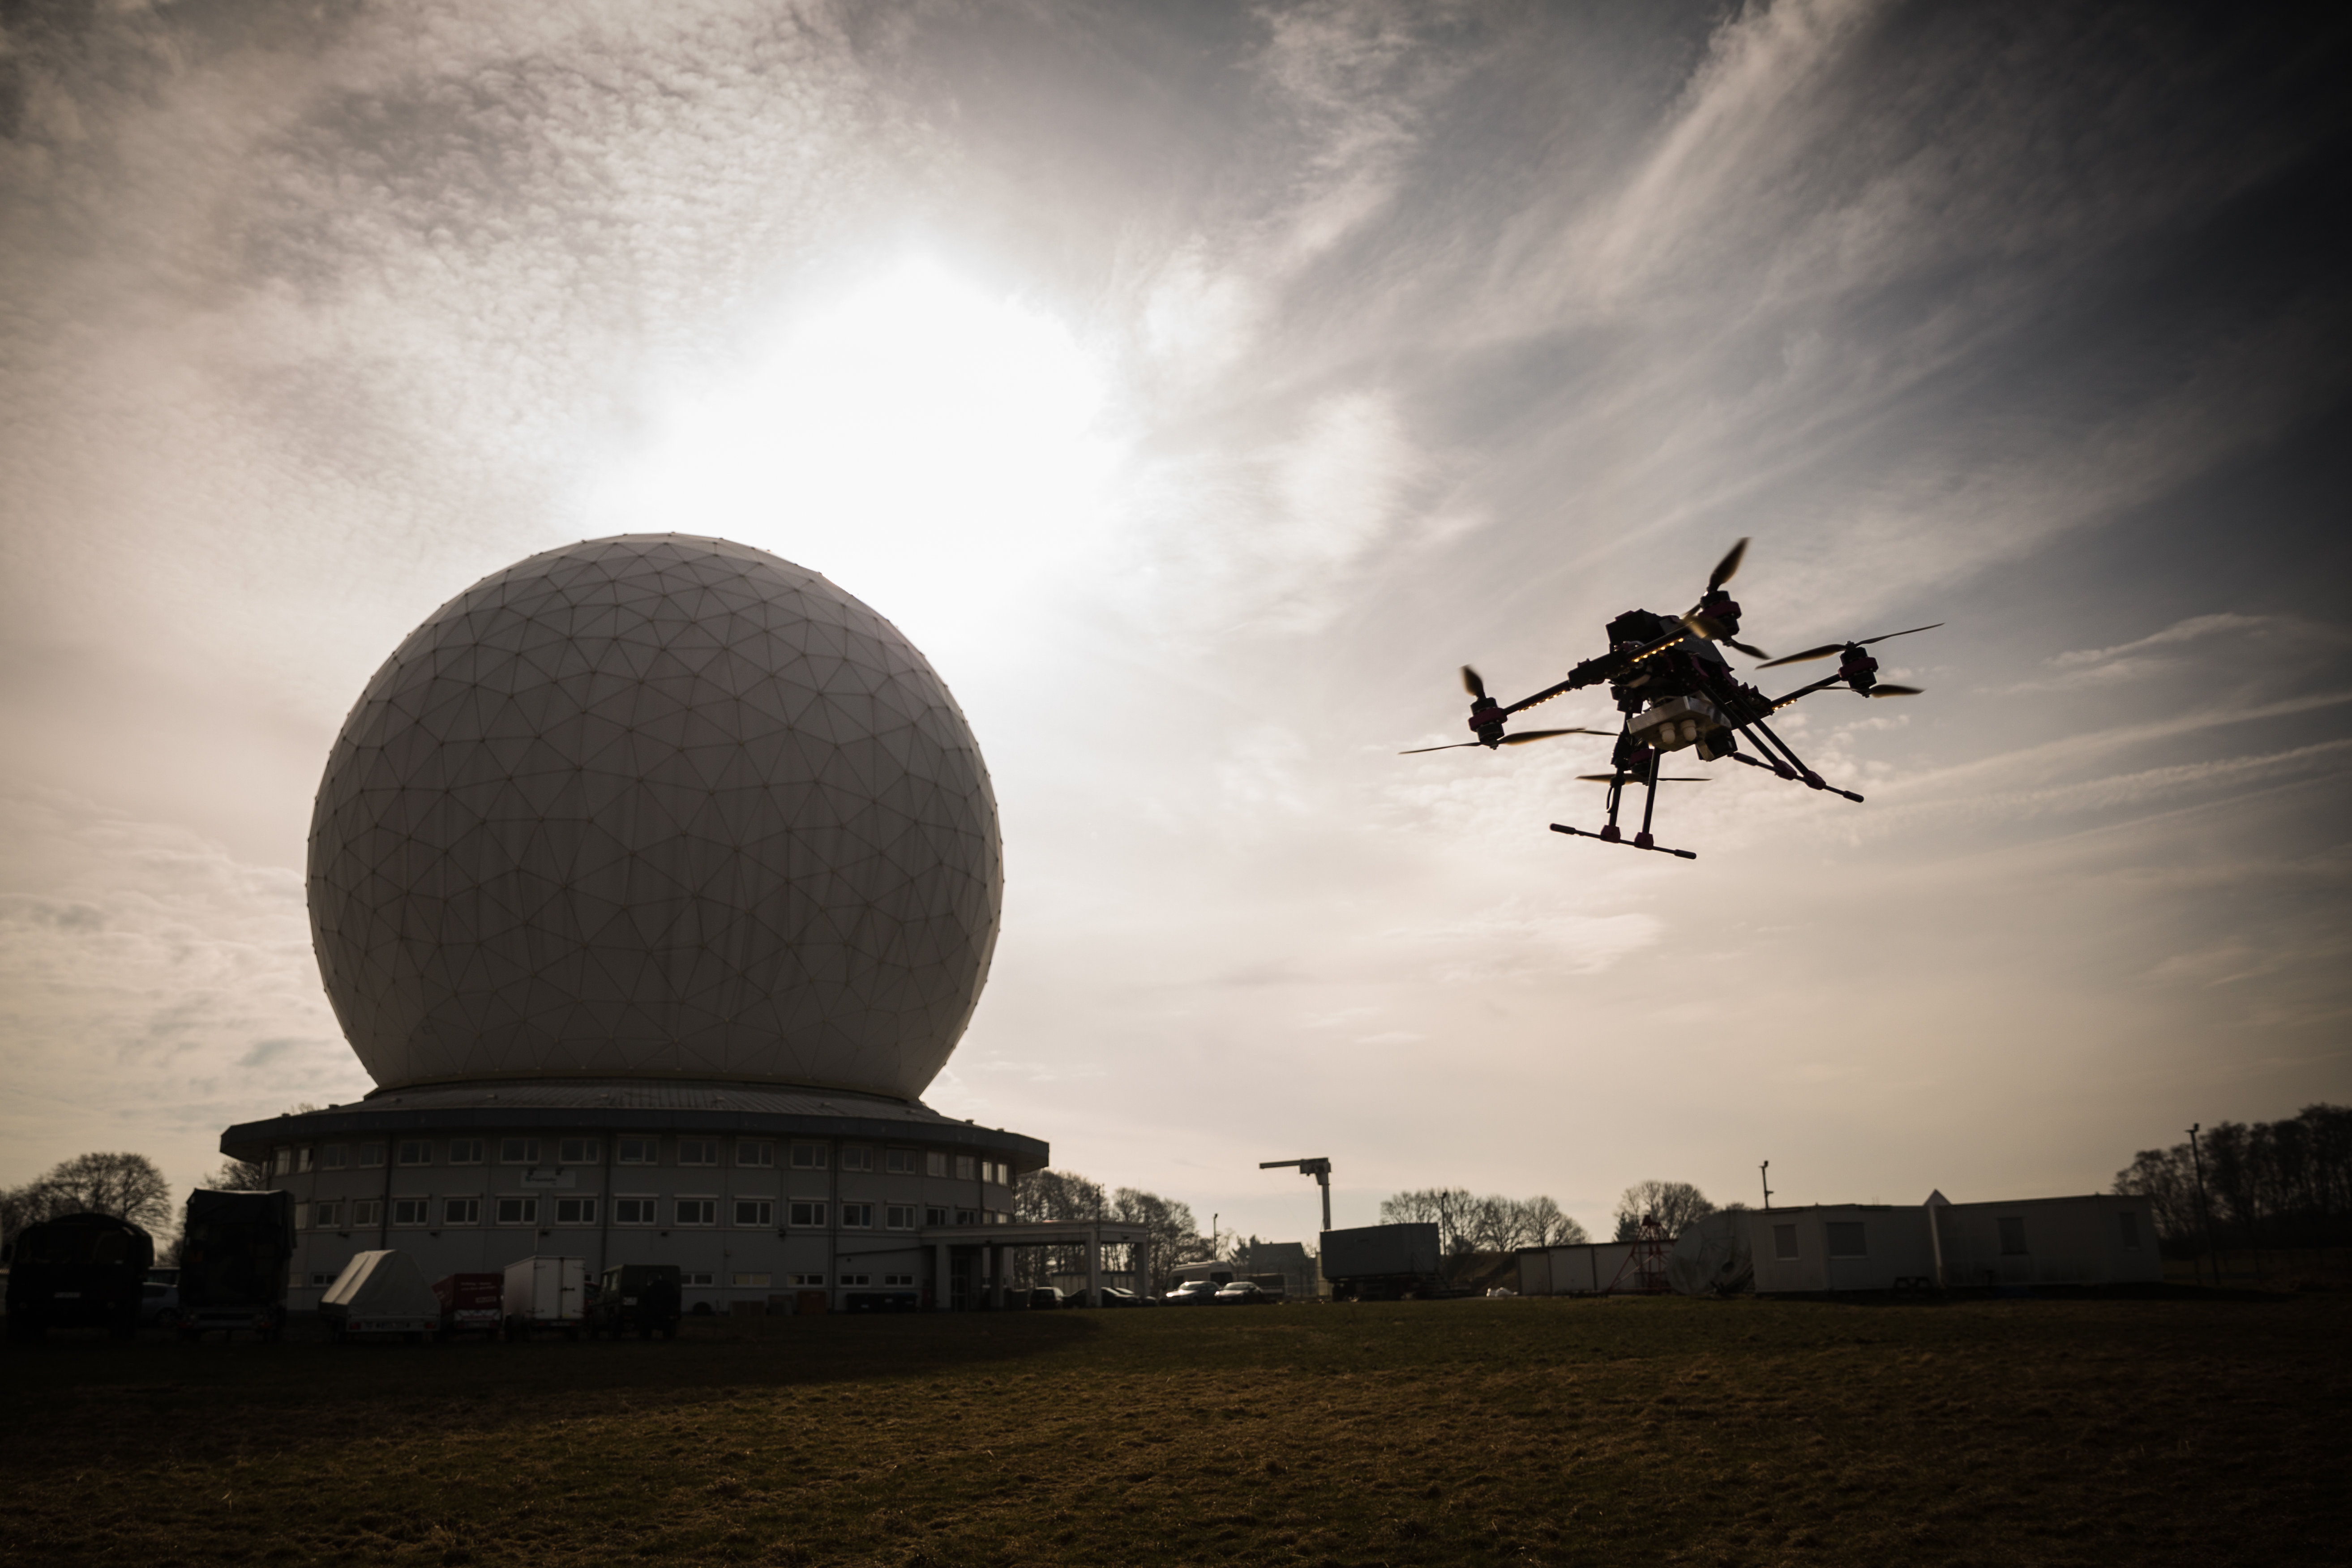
top-left (501, 1255), bottom-right (587, 1340)
top-left (434, 1272), bottom-right (504, 1339)
top-left (321, 1251), bottom-right (441, 1343)
top-left (1319, 1223), bottom-right (1447, 1301)
top-left (178, 1188), bottom-right (294, 1342)
top-left (2, 1212), bottom-right (154, 1341)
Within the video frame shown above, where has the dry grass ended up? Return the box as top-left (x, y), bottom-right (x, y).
top-left (2, 1291), bottom-right (2346, 1566)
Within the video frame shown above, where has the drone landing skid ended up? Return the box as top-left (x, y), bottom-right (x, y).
top-left (1550, 823), bottom-right (1697, 861)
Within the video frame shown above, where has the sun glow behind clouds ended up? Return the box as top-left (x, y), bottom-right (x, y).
top-left (593, 262), bottom-right (1119, 648)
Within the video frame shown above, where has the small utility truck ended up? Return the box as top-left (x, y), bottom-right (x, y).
top-left (3, 1212), bottom-right (154, 1341)
top-left (587, 1263), bottom-right (683, 1340)
top-left (433, 1272), bottom-right (504, 1340)
top-left (178, 1188), bottom-right (294, 1341)
top-left (501, 1255), bottom-right (587, 1340)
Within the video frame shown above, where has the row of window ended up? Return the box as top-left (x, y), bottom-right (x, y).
top-left (274, 1140), bottom-right (1012, 1185)
top-left (305, 1197), bottom-right (1011, 1231)
top-left (1768, 1212), bottom-right (2143, 1261)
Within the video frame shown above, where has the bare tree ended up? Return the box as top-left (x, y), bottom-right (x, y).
top-left (1111, 1187), bottom-right (1204, 1293)
top-left (1613, 1180), bottom-right (1714, 1240)
top-left (2, 1152), bottom-right (176, 1252)
top-left (206, 1157), bottom-right (272, 1192)
top-left (1380, 1187), bottom-right (1477, 1254)
top-left (1516, 1196), bottom-right (1589, 1247)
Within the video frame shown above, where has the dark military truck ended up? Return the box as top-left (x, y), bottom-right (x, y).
top-left (1318, 1222), bottom-right (1451, 1301)
top-left (3, 1212), bottom-right (155, 1341)
top-left (587, 1263), bottom-right (682, 1340)
top-left (178, 1188), bottom-right (295, 1342)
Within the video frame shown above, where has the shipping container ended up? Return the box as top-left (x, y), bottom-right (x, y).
top-left (320, 1251), bottom-right (441, 1342)
top-left (1319, 1223), bottom-right (1446, 1300)
top-left (501, 1256), bottom-right (587, 1340)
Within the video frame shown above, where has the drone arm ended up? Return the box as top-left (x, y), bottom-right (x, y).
top-left (1505, 624), bottom-right (1701, 716)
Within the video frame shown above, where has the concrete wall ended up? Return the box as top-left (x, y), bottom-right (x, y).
top-left (1745, 1207), bottom-right (1936, 1294)
top-left (1931, 1195), bottom-right (2163, 1287)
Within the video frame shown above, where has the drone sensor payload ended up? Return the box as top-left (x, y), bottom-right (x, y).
top-left (1402, 539), bottom-right (1939, 859)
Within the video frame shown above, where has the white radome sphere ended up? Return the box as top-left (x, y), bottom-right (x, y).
top-left (307, 535), bottom-right (1002, 1099)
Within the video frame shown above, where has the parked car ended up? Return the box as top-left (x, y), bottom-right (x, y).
top-left (1026, 1286), bottom-right (1068, 1310)
top-left (1164, 1279), bottom-right (1222, 1305)
top-left (1098, 1287), bottom-right (1155, 1308)
top-left (139, 1281), bottom-right (180, 1328)
top-left (1214, 1280), bottom-right (1281, 1306)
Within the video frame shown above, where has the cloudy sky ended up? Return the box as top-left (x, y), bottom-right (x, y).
top-left (4, 0), bottom-right (2348, 1244)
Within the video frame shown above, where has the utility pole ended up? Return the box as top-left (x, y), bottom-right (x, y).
top-left (1760, 1161), bottom-right (1773, 1213)
top-left (2187, 1122), bottom-right (2220, 1287)
top-left (1261, 1157), bottom-right (1333, 1232)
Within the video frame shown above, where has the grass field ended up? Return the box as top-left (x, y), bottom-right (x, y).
top-left (3, 1291), bottom-right (2347, 1567)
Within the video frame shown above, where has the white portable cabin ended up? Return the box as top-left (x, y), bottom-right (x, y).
top-left (1928, 1192), bottom-right (2163, 1287)
top-left (320, 1250), bottom-right (441, 1339)
top-left (1513, 1242), bottom-right (1637, 1295)
top-left (1744, 1205), bottom-right (1937, 1294)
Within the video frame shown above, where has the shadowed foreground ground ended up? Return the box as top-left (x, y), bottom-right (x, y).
top-left (1, 1292), bottom-right (2345, 1566)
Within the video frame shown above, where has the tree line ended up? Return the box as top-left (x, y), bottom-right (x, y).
top-left (1010, 1168), bottom-right (1212, 1291)
top-left (2113, 1102), bottom-right (2351, 1254)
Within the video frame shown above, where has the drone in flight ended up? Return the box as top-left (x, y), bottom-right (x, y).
top-left (1401, 539), bottom-right (1938, 860)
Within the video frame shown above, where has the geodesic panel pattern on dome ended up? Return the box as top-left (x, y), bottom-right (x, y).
top-left (307, 534), bottom-right (1002, 1098)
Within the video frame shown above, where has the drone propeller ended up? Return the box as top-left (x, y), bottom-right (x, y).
top-left (1679, 613), bottom-right (1772, 662)
top-left (1461, 664), bottom-right (1487, 699)
top-left (1706, 536), bottom-right (1748, 595)
top-left (1399, 727), bottom-right (1612, 755)
top-left (1758, 623), bottom-right (1943, 668)
top-left (1577, 773), bottom-right (1711, 783)
top-left (1868, 685), bottom-right (1924, 698)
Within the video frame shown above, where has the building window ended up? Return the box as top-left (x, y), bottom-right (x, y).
top-left (683, 1272), bottom-right (715, 1287)
top-left (925, 1207), bottom-right (950, 1227)
top-left (449, 1139), bottom-right (484, 1165)
top-left (955, 1208), bottom-right (978, 1226)
top-left (1773, 1224), bottom-right (1799, 1261)
top-left (678, 1140), bottom-right (718, 1167)
top-left (271, 1147), bottom-right (292, 1175)
top-left (1826, 1222), bottom-right (1867, 1258)
top-left (314, 1200), bottom-right (343, 1229)
top-left (297, 1148), bottom-right (316, 1174)
top-left (558, 1138), bottom-right (599, 1165)
top-left (617, 1138), bottom-right (656, 1165)
top-left (500, 1138), bottom-right (540, 1166)
top-left (357, 1143), bottom-right (385, 1169)
top-left (1998, 1218), bottom-right (2028, 1255)
top-left (2117, 1211), bottom-right (2141, 1250)
top-left (443, 1197), bottom-right (481, 1225)
top-left (731, 1272), bottom-right (772, 1288)
top-left (555, 1198), bottom-right (597, 1225)
top-left (840, 1203), bottom-right (873, 1230)
top-left (615, 1197), bottom-right (658, 1226)
top-left (788, 1200), bottom-right (827, 1228)
top-left (392, 1198), bottom-right (429, 1227)
top-left (677, 1198), bottom-right (718, 1226)
top-left (840, 1146), bottom-right (872, 1173)
top-left (293, 1201), bottom-right (311, 1230)
top-left (737, 1140), bottom-right (775, 1168)
top-left (955, 1155), bottom-right (976, 1182)
top-left (321, 1145), bottom-right (347, 1170)
top-left (735, 1200), bottom-right (775, 1228)
top-left (497, 1197), bottom-right (539, 1225)
top-left (308, 1272), bottom-right (336, 1288)
top-left (396, 1140), bottom-right (431, 1166)
top-left (351, 1199), bottom-right (381, 1227)
top-left (886, 1205), bottom-right (916, 1231)
top-left (839, 1273), bottom-right (871, 1287)
top-left (925, 1152), bottom-right (947, 1178)
top-left (790, 1143), bottom-right (828, 1170)
top-left (883, 1273), bottom-right (915, 1288)
top-left (887, 1149), bottom-right (916, 1175)
top-left (789, 1273), bottom-right (826, 1287)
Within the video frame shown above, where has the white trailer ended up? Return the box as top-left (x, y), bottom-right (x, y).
top-left (320, 1251), bottom-right (441, 1343)
top-left (1513, 1242), bottom-right (1636, 1295)
top-left (501, 1255), bottom-right (587, 1340)
top-left (1928, 1193), bottom-right (2164, 1288)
